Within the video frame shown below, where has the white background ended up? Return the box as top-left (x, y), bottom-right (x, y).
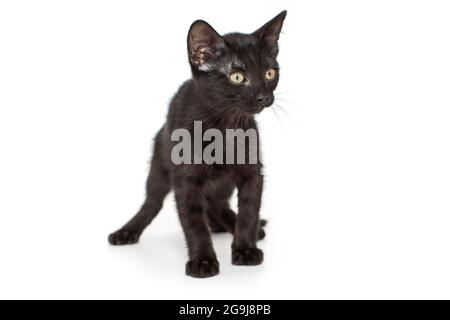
top-left (1, 0), bottom-right (449, 299)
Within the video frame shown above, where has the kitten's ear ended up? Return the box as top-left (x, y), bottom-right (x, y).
top-left (187, 20), bottom-right (225, 71)
top-left (253, 10), bottom-right (287, 49)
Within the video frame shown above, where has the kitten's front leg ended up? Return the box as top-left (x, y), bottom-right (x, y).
top-left (174, 180), bottom-right (219, 278)
top-left (232, 173), bottom-right (264, 266)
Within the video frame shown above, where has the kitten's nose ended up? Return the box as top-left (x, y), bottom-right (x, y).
top-left (256, 94), bottom-right (273, 107)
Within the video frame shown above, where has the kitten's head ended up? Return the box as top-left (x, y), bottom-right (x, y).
top-left (187, 11), bottom-right (287, 114)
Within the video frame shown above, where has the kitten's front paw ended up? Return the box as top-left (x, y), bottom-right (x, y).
top-left (186, 259), bottom-right (220, 278)
top-left (108, 230), bottom-right (139, 246)
top-left (232, 248), bottom-right (264, 266)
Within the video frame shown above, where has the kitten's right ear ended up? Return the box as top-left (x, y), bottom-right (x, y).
top-left (187, 20), bottom-right (225, 71)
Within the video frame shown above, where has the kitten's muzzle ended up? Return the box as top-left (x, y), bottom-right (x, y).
top-left (256, 94), bottom-right (274, 109)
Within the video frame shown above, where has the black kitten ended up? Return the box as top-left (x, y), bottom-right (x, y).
top-left (109, 11), bottom-right (287, 278)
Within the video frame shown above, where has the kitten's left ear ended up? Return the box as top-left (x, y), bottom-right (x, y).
top-left (187, 20), bottom-right (225, 71)
top-left (253, 10), bottom-right (287, 49)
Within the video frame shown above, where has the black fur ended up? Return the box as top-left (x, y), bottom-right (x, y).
top-left (109, 11), bottom-right (287, 278)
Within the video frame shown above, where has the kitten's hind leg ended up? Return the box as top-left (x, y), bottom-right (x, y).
top-left (108, 148), bottom-right (171, 245)
top-left (206, 181), bottom-right (266, 240)
top-left (207, 208), bottom-right (267, 240)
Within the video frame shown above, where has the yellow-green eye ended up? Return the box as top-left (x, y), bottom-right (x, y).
top-left (229, 71), bottom-right (245, 84)
top-left (265, 68), bottom-right (277, 81)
